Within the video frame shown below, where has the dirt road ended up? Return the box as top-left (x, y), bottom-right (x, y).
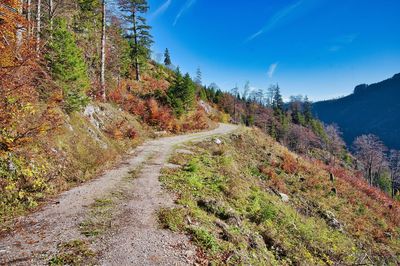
top-left (0, 123), bottom-right (238, 265)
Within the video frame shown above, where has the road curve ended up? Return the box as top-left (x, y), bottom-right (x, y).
top-left (0, 123), bottom-right (238, 265)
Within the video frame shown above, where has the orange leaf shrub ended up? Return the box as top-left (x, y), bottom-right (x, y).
top-left (281, 152), bottom-right (298, 175)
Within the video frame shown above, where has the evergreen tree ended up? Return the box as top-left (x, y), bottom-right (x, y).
top-left (182, 73), bottom-right (196, 110)
top-left (167, 70), bottom-right (196, 116)
top-left (119, 0), bottom-right (153, 81)
top-left (272, 84), bottom-right (284, 114)
top-left (47, 18), bottom-right (90, 112)
top-left (303, 96), bottom-right (313, 123)
top-left (195, 67), bottom-right (202, 85)
top-left (164, 48), bottom-right (171, 66)
top-left (167, 68), bottom-right (185, 116)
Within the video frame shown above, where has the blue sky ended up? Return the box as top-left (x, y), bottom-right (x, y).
top-left (146, 0), bottom-right (400, 101)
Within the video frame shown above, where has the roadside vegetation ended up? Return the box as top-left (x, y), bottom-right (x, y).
top-left (160, 129), bottom-right (400, 265)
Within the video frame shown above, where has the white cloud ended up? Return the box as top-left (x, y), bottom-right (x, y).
top-left (150, 0), bottom-right (172, 20)
top-left (245, 0), bottom-right (303, 42)
top-left (328, 33), bottom-right (358, 52)
top-left (267, 63), bottom-right (279, 78)
top-left (173, 0), bottom-right (196, 26)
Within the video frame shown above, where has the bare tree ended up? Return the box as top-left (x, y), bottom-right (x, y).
top-left (230, 85), bottom-right (239, 123)
top-left (242, 81), bottom-right (250, 101)
top-left (353, 134), bottom-right (388, 186)
top-left (287, 124), bottom-right (320, 153)
top-left (389, 150), bottom-right (400, 198)
top-left (36, 0), bottom-right (41, 53)
top-left (324, 124), bottom-right (346, 165)
top-left (100, 0), bottom-right (106, 101)
top-left (27, 0), bottom-right (32, 36)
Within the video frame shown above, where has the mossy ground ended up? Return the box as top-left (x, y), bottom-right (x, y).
top-left (160, 128), bottom-right (400, 265)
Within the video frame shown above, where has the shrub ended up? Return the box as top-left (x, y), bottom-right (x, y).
top-left (46, 18), bottom-right (90, 113)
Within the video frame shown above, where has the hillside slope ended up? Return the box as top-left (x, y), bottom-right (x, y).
top-left (160, 128), bottom-right (400, 265)
top-left (313, 73), bottom-right (400, 149)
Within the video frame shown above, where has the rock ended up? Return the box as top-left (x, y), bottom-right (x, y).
top-left (198, 100), bottom-right (213, 114)
top-left (279, 193), bottom-right (290, 203)
top-left (175, 149), bottom-right (194, 155)
top-left (214, 138), bottom-right (222, 145)
top-left (248, 233), bottom-right (266, 249)
top-left (164, 163), bottom-right (181, 169)
top-left (319, 210), bottom-right (343, 231)
top-left (8, 160), bottom-right (16, 172)
top-left (197, 199), bottom-right (240, 225)
top-left (270, 187), bottom-right (289, 203)
top-left (154, 131), bottom-right (168, 137)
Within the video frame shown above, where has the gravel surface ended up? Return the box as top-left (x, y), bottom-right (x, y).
top-left (0, 124), bottom-right (237, 266)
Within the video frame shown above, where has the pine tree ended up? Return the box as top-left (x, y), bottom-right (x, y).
top-left (272, 84), bottom-right (284, 114)
top-left (119, 0), bottom-right (153, 81)
top-left (47, 18), bottom-right (90, 112)
top-left (167, 68), bottom-right (185, 116)
top-left (182, 73), bottom-right (196, 110)
top-left (164, 48), bottom-right (171, 66)
top-left (195, 67), bottom-right (202, 85)
top-left (167, 69), bottom-right (196, 116)
top-left (303, 96), bottom-right (313, 123)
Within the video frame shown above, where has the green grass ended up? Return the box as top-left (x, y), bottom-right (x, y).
top-left (159, 130), bottom-right (399, 265)
top-left (49, 240), bottom-right (96, 265)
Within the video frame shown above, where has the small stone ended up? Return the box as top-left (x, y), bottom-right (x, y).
top-left (214, 138), bottom-right (222, 145)
top-left (279, 193), bottom-right (290, 202)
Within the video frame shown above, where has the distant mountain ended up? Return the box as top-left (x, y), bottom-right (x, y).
top-left (313, 73), bottom-right (400, 149)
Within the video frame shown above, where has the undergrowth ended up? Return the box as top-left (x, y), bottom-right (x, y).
top-left (159, 128), bottom-right (400, 265)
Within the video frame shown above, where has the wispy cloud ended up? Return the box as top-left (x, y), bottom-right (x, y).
top-left (246, 0), bottom-right (303, 42)
top-left (328, 33), bottom-right (358, 52)
top-left (173, 0), bottom-right (196, 26)
top-left (268, 63), bottom-right (279, 78)
top-left (150, 0), bottom-right (172, 20)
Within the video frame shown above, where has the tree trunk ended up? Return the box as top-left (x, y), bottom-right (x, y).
top-left (27, 0), bottom-right (31, 36)
top-left (16, 0), bottom-right (24, 52)
top-left (48, 0), bottom-right (53, 35)
top-left (100, 0), bottom-right (106, 101)
top-left (368, 165), bottom-right (372, 186)
top-left (36, 0), bottom-right (41, 53)
top-left (132, 7), bottom-right (140, 81)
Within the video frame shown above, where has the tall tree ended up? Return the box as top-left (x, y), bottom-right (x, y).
top-left (182, 73), bottom-right (195, 111)
top-left (27, 0), bottom-right (32, 36)
top-left (47, 18), bottom-right (90, 112)
top-left (272, 84), bottom-right (284, 114)
top-left (195, 67), bottom-right (202, 85)
top-left (100, 0), bottom-right (106, 101)
top-left (242, 81), bottom-right (250, 101)
top-left (36, 0), bottom-right (41, 52)
top-left (324, 124), bottom-right (345, 165)
top-left (303, 96), bottom-right (313, 123)
top-left (231, 85), bottom-right (239, 122)
top-left (48, 0), bottom-right (53, 34)
top-left (389, 150), bottom-right (400, 198)
top-left (353, 134), bottom-right (388, 186)
top-left (119, 0), bottom-right (153, 81)
top-left (164, 48), bottom-right (171, 66)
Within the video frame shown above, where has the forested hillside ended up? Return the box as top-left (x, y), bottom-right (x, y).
top-left (313, 73), bottom-right (400, 149)
top-left (1, 0), bottom-right (400, 264)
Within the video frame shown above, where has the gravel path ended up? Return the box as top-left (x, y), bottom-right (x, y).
top-left (0, 123), bottom-right (237, 266)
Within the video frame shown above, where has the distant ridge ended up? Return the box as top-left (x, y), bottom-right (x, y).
top-left (313, 73), bottom-right (400, 149)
